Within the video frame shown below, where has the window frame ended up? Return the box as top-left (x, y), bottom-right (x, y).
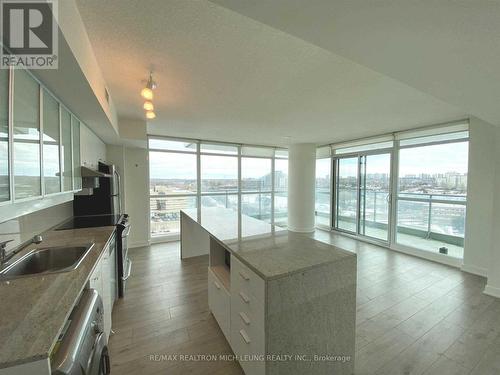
top-left (317, 119), bottom-right (470, 262)
top-left (148, 136), bottom-right (288, 239)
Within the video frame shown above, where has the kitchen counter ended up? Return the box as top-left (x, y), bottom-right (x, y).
top-left (0, 224), bottom-right (116, 369)
top-left (181, 207), bottom-right (357, 374)
top-left (181, 207), bottom-right (354, 280)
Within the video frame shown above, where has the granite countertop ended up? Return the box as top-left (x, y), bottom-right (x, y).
top-left (182, 208), bottom-right (355, 280)
top-left (0, 224), bottom-right (116, 369)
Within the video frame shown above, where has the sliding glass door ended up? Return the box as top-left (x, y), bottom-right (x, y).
top-left (359, 153), bottom-right (391, 241)
top-left (334, 152), bottom-right (392, 242)
top-left (335, 157), bottom-right (359, 233)
top-left (325, 122), bottom-right (469, 258)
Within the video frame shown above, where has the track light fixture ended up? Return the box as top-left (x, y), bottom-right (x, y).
top-left (141, 72), bottom-right (157, 119)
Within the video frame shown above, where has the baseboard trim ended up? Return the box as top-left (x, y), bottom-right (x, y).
top-left (129, 241), bottom-right (151, 249)
top-left (151, 234), bottom-right (180, 244)
top-left (461, 264), bottom-right (488, 277)
top-left (484, 285), bottom-right (500, 299)
top-left (390, 244), bottom-right (463, 269)
top-left (288, 227), bottom-right (315, 233)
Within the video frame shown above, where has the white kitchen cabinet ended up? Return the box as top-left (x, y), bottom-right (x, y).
top-left (89, 241), bottom-right (114, 340)
top-left (42, 89), bottom-right (61, 195)
top-left (101, 251), bottom-right (112, 340)
top-left (1, 66), bottom-right (83, 212)
top-left (12, 69), bottom-right (41, 200)
top-left (71, 116), bottom-right (82, 191)
top-left (89, 255), bottom-right (103, 296)
top-left (0, 69), bottom-right (10, 203)
top-left (208, 268), bottom-right (231, 341)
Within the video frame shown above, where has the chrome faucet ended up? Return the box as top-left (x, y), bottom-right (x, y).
top-left (0, 235), bottom-right (43, 266)
top-left (0, 239), bottom-right (14, 265)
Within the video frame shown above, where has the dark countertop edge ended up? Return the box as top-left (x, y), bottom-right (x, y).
top-left (0, 225), bottom-right (117, 370)
top-left (180, 210), bottom-right (356, 281)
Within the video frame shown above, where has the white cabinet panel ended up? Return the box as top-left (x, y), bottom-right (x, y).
top-left (208, 268), bottom-right (231, 342)
top-left (89, 256), bottom-right (103, 295)
top-left (42, 89), bottom-right (61, 195)
top-left (231, 257), bottom-right (265, 304)
top-left (89, 245), bottom-right (114, 341)
top-left (60, 107), bottom-right (72, 192)
top-left (101, 250), bottom-right (112, 340)
top-left (71, 116), bottom-right (81, 191)
top-left (12, 69), bottom-right (41, 199)
top-left (0, 69), bottom-right (9, 203)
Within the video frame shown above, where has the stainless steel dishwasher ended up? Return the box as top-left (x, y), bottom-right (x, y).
top-left (52, 289), bottom-right (111, 375)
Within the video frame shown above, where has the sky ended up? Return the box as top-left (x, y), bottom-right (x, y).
top-left (150, 141), bottom-right (468, 180)
top-left (150, 152), bottom-right (289, 180)
top-left (322, 141), bottom-right (469, 178)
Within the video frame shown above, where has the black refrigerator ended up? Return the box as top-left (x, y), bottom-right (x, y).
top-left (72, 162), bottom-right (131, 298)
top-left (74, 162), bottom-right (121, 216)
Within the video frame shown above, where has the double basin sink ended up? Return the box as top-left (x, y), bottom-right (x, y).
top-left (0, 244), bottom-right (94, 279)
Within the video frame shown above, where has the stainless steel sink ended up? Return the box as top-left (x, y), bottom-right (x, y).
top-left (0, 243), bottom-right (94, 279)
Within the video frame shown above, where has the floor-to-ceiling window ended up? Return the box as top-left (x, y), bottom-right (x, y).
top-left (396, 131), bottom-right (468, 258)
top-left (317, 121), bottom-right (469, 260)
top-left (149, 139), bottom-right (198, 236)
top-left (359, 153), bottom-right (391, 241)
top-left (335, 157), bottom-right (358, 232)
top-left (200, 143), bottom-right (239, 212)
top-left (241, 147), bottom-right (273, 222)
top-left (274, 150), bottom-right (289, 226)
top-left (149, 137), bottom-right (288, 238)
top-left (315, 147), bottom-right (331, 227)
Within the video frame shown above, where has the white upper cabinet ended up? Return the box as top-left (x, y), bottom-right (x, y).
top-left (71, 116), bottom-right (81, 191)
top-left (42, 89), bottom-right (61, 195)
top-left (0, 67), bottom-right (82, 207)
top-left (0, 69), bottom-right (9, 203)
top-left (61, 107), bottom-right (73, 192)
top-left (13, 69), bottom-right (41, 200)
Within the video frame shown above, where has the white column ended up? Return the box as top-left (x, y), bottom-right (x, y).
top-left (288, 143), bottom-right (316, 233)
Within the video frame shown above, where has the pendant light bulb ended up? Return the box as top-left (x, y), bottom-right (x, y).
top-left (141, 87), bottom-right (153, 100)
top-left (143, 101), bottom-right (154, 111)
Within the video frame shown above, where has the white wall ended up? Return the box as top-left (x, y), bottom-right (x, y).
top-left (461, 117), bottom-right (500, 298)
top-left (462, 117), bottom-right (496, 277)
top-left (81, 124), bottom-right (107, 169)
top-left (122, 147), bottom-right (150, 248)
top-left (484, 127), bottom-right (500, 298)
top-left (58, 0), bottom-right (118, 134)
top-left (0, 202), bottom-right (73, 253)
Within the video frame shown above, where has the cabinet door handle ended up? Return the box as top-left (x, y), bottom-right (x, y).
top-left (239, 271), bottom-right (250, 281)
top-left (214, 280), bottom-right (221, 290)
top-left (239, 291), bottom-right (250, 303)
top-left (239, 312), bottom-right (251, 325)
top-left (239, 329), bottom-right (251, 344)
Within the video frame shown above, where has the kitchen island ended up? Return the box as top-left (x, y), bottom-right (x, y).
top-left (180, 207), bottom-right (356, 375)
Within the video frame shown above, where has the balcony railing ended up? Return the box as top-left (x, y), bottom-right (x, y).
top-left (315, 189), bottom-right (466, 247)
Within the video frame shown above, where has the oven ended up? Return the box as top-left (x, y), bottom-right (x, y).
top-left (117, 215), bottom-right (131, 298)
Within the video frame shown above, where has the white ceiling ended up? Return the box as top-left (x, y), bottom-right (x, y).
top-left (212, 0), bottom-right (500, 127)
top-left (76, 0), bottom-right (468, 147)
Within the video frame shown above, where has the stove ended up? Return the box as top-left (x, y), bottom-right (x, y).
top-left (56, 215), bottom-right (122, 230)
top-left (55, 213), bottom-right (131, 299)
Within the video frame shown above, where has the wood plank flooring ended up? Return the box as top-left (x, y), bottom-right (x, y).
top-left (109, 232), bottom-right (500, 375)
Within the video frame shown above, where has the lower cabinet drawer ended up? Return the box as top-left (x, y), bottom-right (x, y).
top-left (231, 307), bottom-right (265, 375)
top-left (208, 268), bottom-right (231, 341)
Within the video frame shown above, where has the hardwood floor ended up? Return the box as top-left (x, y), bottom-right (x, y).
top-left (109, 232), bottom-right (500, 375)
